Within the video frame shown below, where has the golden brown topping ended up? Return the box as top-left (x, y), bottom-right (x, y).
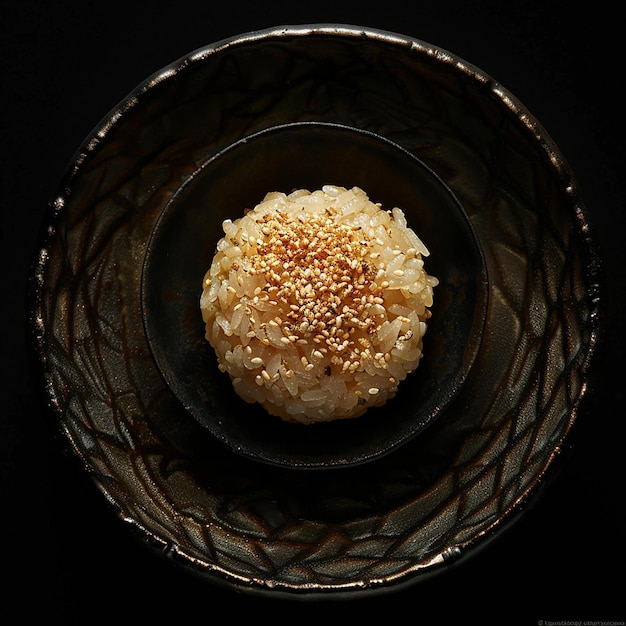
top-left (232, 205), bottom-right (403, 374)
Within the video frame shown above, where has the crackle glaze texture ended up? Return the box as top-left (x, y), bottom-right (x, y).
top-left (31, 26), bottom-right (601, 597)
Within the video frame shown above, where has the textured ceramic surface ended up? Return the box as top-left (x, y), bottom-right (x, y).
top-left (30, 25), bottom-right (601, 598)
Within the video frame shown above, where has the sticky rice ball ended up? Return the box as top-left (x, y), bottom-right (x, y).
top-left (200, 185), bottom-right (438, 424)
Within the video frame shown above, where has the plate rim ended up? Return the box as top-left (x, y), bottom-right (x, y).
top-left (28, 23), bottom-right (604, 598)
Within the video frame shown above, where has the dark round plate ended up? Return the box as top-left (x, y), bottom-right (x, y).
top-left (141, 121), bottom-right (488, 468)
top-left (31, 25), bottom-right (601, 598)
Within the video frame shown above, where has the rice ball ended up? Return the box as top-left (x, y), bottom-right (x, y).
top-left (200, 185), bottom-right (438, 424)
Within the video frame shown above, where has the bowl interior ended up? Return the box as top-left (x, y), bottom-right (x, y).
top-left (141, 121), bottom-right (488, 468)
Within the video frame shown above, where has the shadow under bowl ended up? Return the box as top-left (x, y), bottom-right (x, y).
top-left (141, 121), bottom-right (488, 469)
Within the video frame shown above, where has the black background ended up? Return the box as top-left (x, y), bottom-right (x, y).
top-left (2, 1), bottom-right (624, 622)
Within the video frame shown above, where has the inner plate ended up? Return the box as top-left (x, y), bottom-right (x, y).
top-left (141, 122), bottom-right (488, 468)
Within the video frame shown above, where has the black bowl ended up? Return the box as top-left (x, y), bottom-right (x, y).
top-left (141, 121), bottom-right (488, 468)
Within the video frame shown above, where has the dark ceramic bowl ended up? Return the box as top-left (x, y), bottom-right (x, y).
top-left (31, 25), bottom-right (601, 598)
top-left (141, 121), bottom-right (487, 468)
